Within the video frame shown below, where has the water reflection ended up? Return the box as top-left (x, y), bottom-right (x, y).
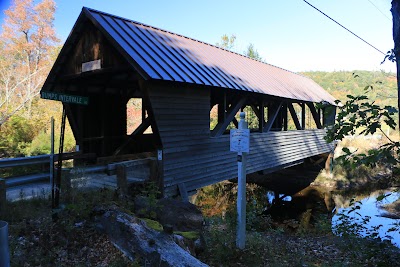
top-left (264, 184), bottom-right (400, 248)
top-left (332, 190), bottom-right (400, 248)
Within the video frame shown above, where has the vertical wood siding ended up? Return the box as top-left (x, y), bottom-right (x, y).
top-left (148, 85), bottom-right (333, 196)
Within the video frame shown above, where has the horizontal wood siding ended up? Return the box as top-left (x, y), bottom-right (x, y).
top-left (148, 85), bottom-right (333, 196)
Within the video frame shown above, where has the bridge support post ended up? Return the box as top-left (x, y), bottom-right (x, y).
top-left (116, 165), bottom-right (128, 197)
top-left (0, 179), bottom-right (6, 217)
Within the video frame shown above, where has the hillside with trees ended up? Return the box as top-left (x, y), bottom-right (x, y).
top-left (301, 70), bottom-right (397, 108)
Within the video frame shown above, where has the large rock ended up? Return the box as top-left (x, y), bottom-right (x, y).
top-left (134, 197), bottom-right (204, 232)
top-left (157, 198), bottom-right (204, 232)
top-left (99, 207), bottom-right (208, 267)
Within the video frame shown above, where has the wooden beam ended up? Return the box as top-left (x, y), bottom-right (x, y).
top-left (64, 104), bottom-right (81, 144)
top-left (218, 92), bottom-right (226, 123)
top-left (139, 80), bottom-right (162, 148)
top-left (288, 103), bottom-right (302, 130)
top-left (283, 103), bottom-right (288, 131)
top-left (250, 105), bottom-right (261, 119)
top-left (232, 117), bottom-right (239, 128)
top-left (306, 103), bottom-right (323, 129)
top-left (301, 103), bottom-right (306, 130)
top-left (142, 98), bottom-right (146, 122)
top-left (211, 96), bottom-right (247, 137)
top-left (259, 102), bottom-right (265, 132)
top-left (250, 103), bottom-right (266, 132)
top-left (264, 101), bottom-right (283, 132)
top-left (178, 183), bottom-right (189, 202)
top-left (113, 117), bottom-right (151, 156)
top-left (131, 117), bottom-right (152, 136)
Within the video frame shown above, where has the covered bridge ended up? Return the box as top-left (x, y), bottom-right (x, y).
top-left (41, 7), bottom-right (336, 197)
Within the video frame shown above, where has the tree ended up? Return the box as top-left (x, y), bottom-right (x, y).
top-left (326, 91), bottom-right (398, 168)
top-left (0, 0), bottom-right (59, 127)
top-left (216, 34), bottom-right (264, 62)
top-left (244, 43), bottom-right (263, 62)
top-left (391, 0), bottom-right (400, 128)
top-left (216, 34), bottom-right (236, 51)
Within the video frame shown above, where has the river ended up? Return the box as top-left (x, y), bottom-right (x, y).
top-left (332, 189), bottom-right (400, 248)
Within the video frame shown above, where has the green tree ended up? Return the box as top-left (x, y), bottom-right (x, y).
top-left (216, 34), bottom-right (236, 50)
top-left (216, 34), bottom-right (264, 62)
top-left (244, 43), bottom-right (263, 61)
top-left (325, 86), bottom-right (398, 169)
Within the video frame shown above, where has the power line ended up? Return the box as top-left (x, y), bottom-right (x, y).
top-left (303, 0), bottom-right (386, 56)
top-left (366, 0), bottom-right (391, 21)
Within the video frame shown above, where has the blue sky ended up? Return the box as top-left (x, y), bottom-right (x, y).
top-left (0, 0), bottom-right (396, 72)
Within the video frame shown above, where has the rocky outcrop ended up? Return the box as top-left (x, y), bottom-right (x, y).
top-left (98, 207), bottom-right (208, 267)
top-left (134, 196), bottom-right (204, 232)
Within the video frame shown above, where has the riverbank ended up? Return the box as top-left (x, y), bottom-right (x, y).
top-left (2, 183), bottom-right (400, 266)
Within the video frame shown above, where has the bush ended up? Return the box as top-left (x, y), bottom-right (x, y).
top-left (0, 116), bottom-right (36, 157)
top-left (23, 130), bottom-right (75, 156)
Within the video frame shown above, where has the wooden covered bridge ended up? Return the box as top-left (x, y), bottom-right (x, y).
top-left (40, 7), bottom-right (336, 197)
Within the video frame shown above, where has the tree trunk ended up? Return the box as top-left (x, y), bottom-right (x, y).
top-left (391, 0), bottom-right (400, 129)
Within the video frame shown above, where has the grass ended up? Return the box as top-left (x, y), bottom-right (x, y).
top-left (198, 203), bottom-right (400, 267)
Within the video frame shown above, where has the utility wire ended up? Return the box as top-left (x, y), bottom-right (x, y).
top-left (366, 0), bottom-right (391, 21)
top-left (303, 0), bottom-right (386, 56)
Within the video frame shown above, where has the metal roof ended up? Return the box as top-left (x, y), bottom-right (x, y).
top-left (53, 7), bottom-right (337, 104)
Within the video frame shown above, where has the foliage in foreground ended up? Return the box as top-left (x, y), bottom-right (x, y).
top-left (326, 86), bottom-right (399, 170)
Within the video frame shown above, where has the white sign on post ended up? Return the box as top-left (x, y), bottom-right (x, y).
top-left (230, 129), bottom-right (250, 153)
top-left (230, 112), bottom-right (249, 250)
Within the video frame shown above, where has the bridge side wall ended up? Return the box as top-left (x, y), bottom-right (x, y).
top-left (147, 85), bottom-right (332, 197)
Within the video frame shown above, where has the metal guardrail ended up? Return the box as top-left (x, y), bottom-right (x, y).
top-left (0, 154), bottom-right (50, 169)
top-left (5, 173), bottom-right (50, 187)
top-left (0, 153), bottom-right (154, 189)
top-left (0, 152), bottom-right (90, 188)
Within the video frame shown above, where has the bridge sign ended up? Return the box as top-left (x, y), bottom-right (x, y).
top-left (41, 91), bottom-right (89, 105)
top-left (230, 129), bottom-right (250, 153)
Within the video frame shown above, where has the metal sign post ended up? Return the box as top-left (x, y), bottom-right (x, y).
top-left (230, 112), bottom-right (249, 249)
top-left (50, 117), bottom-right (55, 206)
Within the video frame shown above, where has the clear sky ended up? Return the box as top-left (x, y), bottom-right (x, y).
top-left (0, 0), bottom-right (396, 72)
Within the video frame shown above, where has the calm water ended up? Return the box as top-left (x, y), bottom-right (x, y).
top-left (332, 190), bottom-right (400, 248)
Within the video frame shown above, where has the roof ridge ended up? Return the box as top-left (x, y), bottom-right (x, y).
top-left (83, 7), bottom-right (301, 77)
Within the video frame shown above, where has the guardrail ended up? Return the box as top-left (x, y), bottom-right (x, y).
top-left (0, 152), bottom-right (96, 188)
top-left (0, 153), bottom-right (155, 189)
top-left (0, 154), bottom-right (155, 209)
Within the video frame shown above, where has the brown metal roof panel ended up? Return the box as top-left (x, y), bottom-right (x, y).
top-left (160, 32), bottom-right (225, 87)
top-left (86, 8), bottom-right (336, 104)
top-left (128, 24), bottom-right (188, 82)
top-left (141, 27), bottom-right (201, 84)
top-left (183, 37), bottom-right (254, 91)
top-left (90, 12), bottom-right (161, 79)
top-left (117, 20), bottom-right (183, 82)
top-left (150, 29), bottom-right (209, 85)
top-left (196, 42), bottom-right (252, 91)
top-left (101, 14), bottom-right (172, 80)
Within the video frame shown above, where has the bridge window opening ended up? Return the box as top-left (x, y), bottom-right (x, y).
top-left (303, 103), bottom-right (323, 129)
top-left (286, 103), bottom-right (302, 130)
top-left (243, 106), bottom-right (260, 131)
top-left (126, 98), bottom-right (152, 135)
top-left (210, 104), bottom-right (218, 130)
top-left (210, 103), bottom-right (240, 135)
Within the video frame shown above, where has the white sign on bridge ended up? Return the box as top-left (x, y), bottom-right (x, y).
top-left (230, 129), bottom-right (250, 153)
